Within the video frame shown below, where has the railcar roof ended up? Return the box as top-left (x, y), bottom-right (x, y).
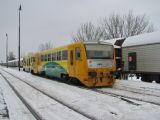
top-left (102, 38), bottom-right (125, 48)
top-left (40, 45), bottom-right (68, 54)
top-left (83, 41), bottom-right (113, 46)
top-left (122, 31), bottom-right (160, 47)
top-left (8, 58), bottom-right (23, 63)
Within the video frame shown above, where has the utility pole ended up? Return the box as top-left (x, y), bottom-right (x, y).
top-left (6, 33), bottom-right (8, 68)
top-left (18, 5), bottom-right (22, 71)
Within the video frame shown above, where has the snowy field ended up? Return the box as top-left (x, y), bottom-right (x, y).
top-left (0, 85), bottom-right (9, 120)
top-left (0, 66), bottom-right (160, 120)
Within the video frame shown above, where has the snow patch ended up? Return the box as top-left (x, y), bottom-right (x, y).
top-left (0, 86), bottom-right (9, 120)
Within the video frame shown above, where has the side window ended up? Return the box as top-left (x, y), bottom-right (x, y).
top-left (45, 54), bottom-right (47, 61)
top-left (48, 54), bottom-right (51, 61)
top-left (23, 59), bottom-right (25, 66)
top-left (27, 59), bottom-right (28, 66)
top-left (42, 55), bottom-right (45, 61)
top-left (32, 57), bottom-right (35, 62)
top-left (62, 50), bottom-right (68, 60)
top-left (41, 55), bottom-right (43, 61)
top-left (70, 50), bottom-right (73, 65)
top-left (29, 58), bottom-right (31, 65)
top-left (76, 48), bottom-right (81, 60)
top-left (52, 53), bottom-right (56, 61)
top-left (57, 51), bottom-right (62, 60)
top-left (27, 58), bottom-right (29, 65)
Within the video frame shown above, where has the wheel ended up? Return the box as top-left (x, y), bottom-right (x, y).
top-left (136, 74), bottom-right (140, 79)
top-left (141, 74), bottom-right (146, 82)
top-left (31, 70), bottom-right (33, 74)
top-left (61, 74), bottom-right (69, 80)
top-left (41, 71), bottom-right (46, 76)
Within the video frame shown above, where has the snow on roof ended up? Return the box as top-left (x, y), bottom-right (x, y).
top-left (102, 38), bottom-right (125, 48)
top-left (122, 31), bottom-right (160, 47)
top-left (8, 58), bottom-right (23, 63)
top-left (83, 41), bottom-right (113, 46)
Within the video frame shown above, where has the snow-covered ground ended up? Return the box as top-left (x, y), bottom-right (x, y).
top-left (0, 70), bottom-right (89, 120)
top-left (0, 84), bottom-right (9, 120)
top-left (115, 78), bottom-right (160, 97)
top-left (97, 75), bottom-right (160, 105)
top-left (0, 73), bottom-right (36, 120)
top-left (0, 66), bottom-right (160, 120)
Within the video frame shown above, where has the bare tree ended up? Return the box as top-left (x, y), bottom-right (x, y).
top-left (72, 22), bottom-right (103, 42)
top-left (72, 11), bottom-right (155, 42)
top-left (101, 11), bottom-right (155, 39)
top-left (39, 41), bottom-right (53, 51)
top-left (8, 51), bottom-right (16, 61)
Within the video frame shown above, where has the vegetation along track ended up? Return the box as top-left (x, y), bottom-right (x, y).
top-left (0, 68), bottom-right (94, 120)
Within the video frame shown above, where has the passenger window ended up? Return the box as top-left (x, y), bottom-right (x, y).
top-left (62, 50), bottom-right (68, 60)
top-left (52, 53), bottom-right (56, 61)
top-left (29, 58), bottom-right (31, 65)
top-left (45, 54), bottom-right (47, 61)
top-left (41, 55), bottom-right (43, 61)
top-left (33, 57), bottom-right (35, 62)
top-left (70, 50), bottom-right (73, 65)
top-left (31, 57), bottom-right (34, 62)
top-left (27, 59), bottom-right (29, 66)
top-left (76, 48), bottom-right (81, 60)
top-left (48, 54), bottom-right (51, 61)
top-left (57, 51), bottom-right (61, 60)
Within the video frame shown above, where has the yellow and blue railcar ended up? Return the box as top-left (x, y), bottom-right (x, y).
top-left (25, 41), bottom-right (116, 87)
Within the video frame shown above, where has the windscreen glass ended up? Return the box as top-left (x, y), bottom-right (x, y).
top-left (85, 44), bottom-right (114, 59)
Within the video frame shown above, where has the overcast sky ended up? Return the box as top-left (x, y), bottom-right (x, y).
top-left (0, 0), bottom-right (160, 62)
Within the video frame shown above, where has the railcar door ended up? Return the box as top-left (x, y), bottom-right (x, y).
top-left (68, 43), bottom-right (86, 80)
top-left (74, 44), bottom-right (84, 78)
top-left (35, 53), bottom-right (41, 74)
top-left (68, 45), bottom-right (75, 76)
top-left (128, 52), bottom-right (137, 70)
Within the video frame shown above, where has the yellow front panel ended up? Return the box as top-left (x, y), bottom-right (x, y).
top-left (67, 42), bottom-right (116, 87)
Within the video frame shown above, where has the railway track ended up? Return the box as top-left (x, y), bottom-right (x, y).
top-left (26, 71), bottom-right (160, 106)
top-left (2, 67), bottom-right (160, 107)
top-left (75, 83), bottom-right (160, 106)
top-left (92, 88), bottom-right (160, 106)
top-left (112, 86), bottom-right (160, 97)
top-left (114, 81), bottom-right (160, 97)
top-left (13, 72), bottom-right (147, 106)
top-left (0, 73), bottom-right (42, 120)
top-left (1, 67), bottom-right (160, 120)
top-left (0, 69), bottom-right (92, 120)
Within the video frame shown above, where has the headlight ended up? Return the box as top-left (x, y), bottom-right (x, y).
top-left (88, 72), bottom-right (97, 77)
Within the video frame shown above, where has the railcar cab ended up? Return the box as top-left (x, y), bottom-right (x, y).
top-left (68, 41), bottom-right (116, 87)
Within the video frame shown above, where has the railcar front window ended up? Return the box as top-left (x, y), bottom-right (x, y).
top-left (85, 44), bottom-right (113, 59)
